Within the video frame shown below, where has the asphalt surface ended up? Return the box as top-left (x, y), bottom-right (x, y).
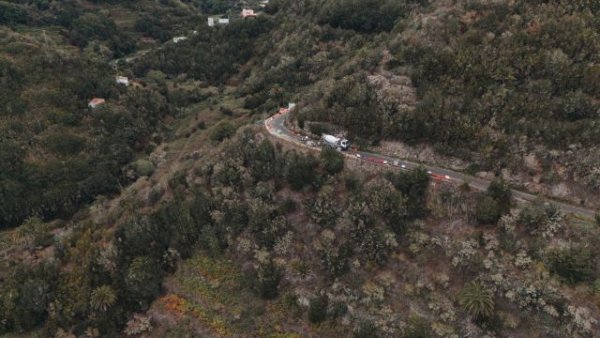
top-left (265, 110), bottom-right (597, 218)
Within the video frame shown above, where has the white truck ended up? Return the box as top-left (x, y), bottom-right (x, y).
top-left (322, 134), bottom-right (350, 151)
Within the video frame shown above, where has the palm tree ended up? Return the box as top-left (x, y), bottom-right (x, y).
top-left (459, 281), bottom-right (494, 318)
top-left (90, 285), bottom-right (117, 312)
top-left (11, 217), bottom-right (43, 251)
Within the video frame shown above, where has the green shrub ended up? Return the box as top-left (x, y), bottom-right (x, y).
top-left (0, 2), bottom-right (28, 26)
top-left (518, 206), bottom-right (547, 233)
top-left (354, 320), bottom-right (379, 338)
top-left (133, 159), bottom-right (156, 177)
top-left (210, 121), bottom-right (236, 142)
top-left (320, 147), bottom-right (344, 175)
top-left (475, 195), bottom-right (501, 225)
top-left (486, 178), bottom-right (512, 214)
top-left (593, 279), bottom-right (600, 295)
top-left (318, 0), bottom-right (404, 34)
top-left (286, 153), bottom-right (318, 191)
top-left (280, 197), bottom-right (297, 214)
top-left (308, 294), bottom-right (329, 324)
top-left (548, 246), bottom-right (594, 284)
top-left (330, 301), bottom-right (348, 318)
top-left (384, 167), bottom-right (429, 218)
top-left (404, 316), bottom-right (431, 338)
top-left (344, 174), bottom-right (360, 191)
top-left (256, 260), bottom-right (282, 300)
top-left (45, 133), bottom-right (86, 156)
top-left (308, 123), bottom-right (330, 136)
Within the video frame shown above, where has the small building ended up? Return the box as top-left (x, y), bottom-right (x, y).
top-left (209, 16), bottom-right (230, 27)
top-left (172, 36), bottom-right (188, 43)
top-left (88, 98), bottom-right (106, 108)
top-left (116, 76), bottom-right (129, 86)
top-left (288, 102), bottom-right (296, 111)
top-left (259, 0), bottom-right (269, 7)
top-left (241, 9), bottom-right (257, 18)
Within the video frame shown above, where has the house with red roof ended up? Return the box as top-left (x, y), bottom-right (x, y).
top-left (88, 98), bottom-right (105, 108)
top-left (241, 9), bottom-right (257, 18)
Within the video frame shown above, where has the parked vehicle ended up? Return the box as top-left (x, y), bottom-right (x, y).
top-left (322, 134), bottom-right (350, 151)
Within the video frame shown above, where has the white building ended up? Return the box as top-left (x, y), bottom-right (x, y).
top-left (209, 17), bottom-right (230, 26)
top-left (172, 36), bottom-right (188, 43)
top-left (116, 76), bottom-right (129, 86)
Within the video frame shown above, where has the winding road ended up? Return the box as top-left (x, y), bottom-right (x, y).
top-left (265, 109), bottom-right (597, 218)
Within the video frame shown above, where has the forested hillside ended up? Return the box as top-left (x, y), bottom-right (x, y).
top-left (1, 0), bottom-right (600, 337)
top-left (0, 0), bottom-right (222, 229)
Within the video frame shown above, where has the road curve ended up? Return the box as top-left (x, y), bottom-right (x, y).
top-left (265, 110), bottom-right (597, 218)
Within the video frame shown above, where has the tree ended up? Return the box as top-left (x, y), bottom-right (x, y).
top-left (210, 121), bottom-right (236, 142)
top-left (486, 178), bottom-right (512, 214)
top-left (548, 246), bottom-right (594, 284)
top-left (459, 282), bottom-right (494, 318)
top-left (310, 186), bottom-right (338, 226)
top-left (0, 139), bottom-right (24, 178)
top-left (124, 256), bottom-right (163, 308)
top-left (323, 75), bottom-right (383, 141)
top-left (318, 0), bottom-right (404, 34)
top-left (308, 294), bottom-right (329, 324)
top-left (404, 316), bottom-right (432, 338)
top-left (518, 205), bottom-right (547, 233)
top-left (384, 167), bottom-right (429, 218)
top-left (0, 2), bottom-right (28, 26)
top-left (255, 260), bottom-right (282, 299)
top-left (475, 195), bottom-right (501, 225)
top-left (90, 285), bottom-right (117, 312)
top-left (320, 147), bottom-right (344, 175)
top-left (10, 217), bottom-right (48, 250)
top-left (286, 153), bottom-right (318, 190)
top-left (354, 320), bottom-right (379, 338)
top-left (250, 139), bottom-right (280, 181)
top-left (70, 13), bottom-right (118, 47)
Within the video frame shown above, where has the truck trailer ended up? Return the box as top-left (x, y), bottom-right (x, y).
top-left (322, 134), bottom-right (350, 151)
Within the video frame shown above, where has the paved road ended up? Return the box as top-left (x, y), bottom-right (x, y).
top-left (265, 110), bottom-right (597, 218)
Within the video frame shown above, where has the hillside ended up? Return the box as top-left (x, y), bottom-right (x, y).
top-left (1, 0), bottom-right (600, 337)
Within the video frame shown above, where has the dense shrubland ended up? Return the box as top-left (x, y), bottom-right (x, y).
top-left (274, 0), bottom-right (600, 198)
top-left (2, 128), bottom-right (599, 337)
top-left (2, 0), bottom-right (600, 336)
top-left (0, 40), bottom-right (170, 228)
top-left (132, 16), bottom-right (274, 84)
top-left (0, 0), bottom-right (269, 229)
top-left (0, 128), bottom-right (430, 335)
